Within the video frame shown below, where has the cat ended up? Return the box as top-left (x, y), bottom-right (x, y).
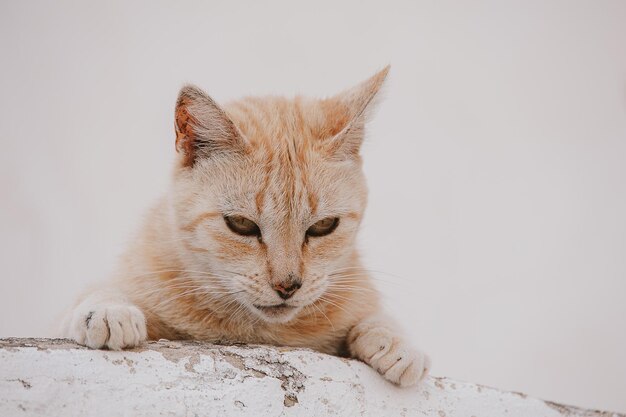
top-left (61, 66), bottom-right (430, 387)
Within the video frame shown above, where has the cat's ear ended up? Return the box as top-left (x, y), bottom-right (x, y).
top-left (174, 85), bottom-right (246, 167)
top-left (326, 66), bottom-right (390, 160)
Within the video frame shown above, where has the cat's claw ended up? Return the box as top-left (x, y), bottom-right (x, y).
top-left (348, 320), bottom-right (430, 387)
top-left (68, 304), bottom-right (147, 350)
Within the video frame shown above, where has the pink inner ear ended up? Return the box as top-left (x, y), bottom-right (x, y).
top-left (174, 99), bottom-right (198, 167)
top-left (173, 85), bottom-right (250, 167)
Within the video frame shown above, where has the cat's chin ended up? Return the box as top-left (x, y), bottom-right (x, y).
top-left (250, 303), bottom-right (301, 324)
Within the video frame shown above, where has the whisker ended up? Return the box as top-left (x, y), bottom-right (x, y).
top-left (329, 273), bottom-right (401, 286)
top-left (328, 266), bottom-right (407, 281)
top-left (151, 287), bottom-right (215, 310)
top-left (311, 302), bottom-right (335, 331)
top-left (129, 281), bottom-right (234, 300)
top-left (122, 269), bottom-right (235, 281)
top-left (318, 296), bottom-right (353, 318)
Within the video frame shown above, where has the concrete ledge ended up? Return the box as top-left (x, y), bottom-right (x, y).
top-left (0, 338), bottom-right (622, 417)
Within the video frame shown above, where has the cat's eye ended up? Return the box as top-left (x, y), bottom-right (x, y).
top-left (306, 217), bottom-right (339, 238)
top-left (224, 215), bottom-right (261, 237)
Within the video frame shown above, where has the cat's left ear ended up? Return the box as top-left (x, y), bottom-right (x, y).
top-left (326, 65), bottom-right (390, 159)
top-left (174, 85), bottom-right (247, 167)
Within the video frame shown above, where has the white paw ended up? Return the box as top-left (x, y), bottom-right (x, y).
top-left (68, 304), bottom-right (147, 350)
top-left (348, 323), bottom-right (430, 387)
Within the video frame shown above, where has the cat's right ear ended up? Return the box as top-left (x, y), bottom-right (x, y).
top-left (174, 85), bottom-right (247, 167)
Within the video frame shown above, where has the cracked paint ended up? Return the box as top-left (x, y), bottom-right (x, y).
top-left (0, 338), bottom-right (623, 417)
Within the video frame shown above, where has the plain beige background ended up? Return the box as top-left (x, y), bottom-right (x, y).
top-left (1, 0), bottom-right (625, 412)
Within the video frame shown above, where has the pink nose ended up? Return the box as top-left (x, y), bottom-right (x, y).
top-left (272, 279), bottom-right (302, 300)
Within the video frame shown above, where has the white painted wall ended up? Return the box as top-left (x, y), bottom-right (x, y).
top-left (2, 339), bottom-right (618, 417)
top-left (1, 0), bottom-right (625, 412)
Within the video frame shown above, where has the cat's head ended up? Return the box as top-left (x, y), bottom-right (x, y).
top-left (169, 67), bottom-right (388, 323)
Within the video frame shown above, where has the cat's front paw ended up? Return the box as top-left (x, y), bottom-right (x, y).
top-left (348, 321), bottom-right (430, 387)
top-left (67, 304), bottom-right (147, 350)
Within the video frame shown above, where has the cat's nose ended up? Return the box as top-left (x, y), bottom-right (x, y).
top-left (273, 275), bottom-right (302, 300)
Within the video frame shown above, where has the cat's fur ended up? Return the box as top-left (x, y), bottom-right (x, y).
top-left (62, 67), bottom-right (430, 386)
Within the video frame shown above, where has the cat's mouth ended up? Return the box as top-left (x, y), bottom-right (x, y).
top-left (253, 303), bottom-right (295, 313)
top-left (252, 303), bottom-right (299, 322)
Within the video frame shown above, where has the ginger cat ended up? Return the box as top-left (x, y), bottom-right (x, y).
top-left (62, 67), bottom-right (430, 386)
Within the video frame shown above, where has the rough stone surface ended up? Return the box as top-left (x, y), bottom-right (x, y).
top-left (0, 338), bottom-right (622, 417)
